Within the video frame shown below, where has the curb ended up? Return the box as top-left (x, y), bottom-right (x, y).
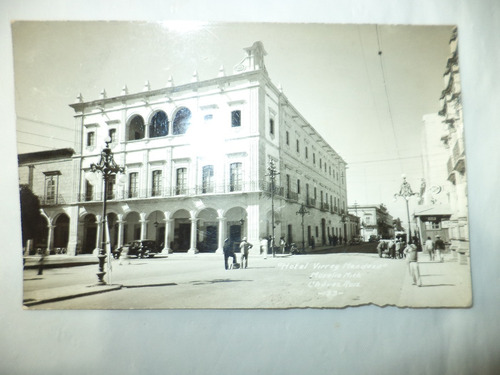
top-left (23, 284), bottom-right (122, 307)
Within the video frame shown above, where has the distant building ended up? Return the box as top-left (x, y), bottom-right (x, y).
top-left (18, 42), bottom-right (348, 256)
top-left (348, 203), bottom-right (394, 241)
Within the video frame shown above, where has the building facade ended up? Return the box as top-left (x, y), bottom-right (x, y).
top-left (348, 203), bottom-right (394, 242)
top-left (436, 27), bottom-right (469, 254)
top-left (18, 42), bottom-right (348, 256)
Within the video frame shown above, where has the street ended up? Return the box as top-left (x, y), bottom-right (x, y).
top-left (23, 245), bottom-right (472, 309)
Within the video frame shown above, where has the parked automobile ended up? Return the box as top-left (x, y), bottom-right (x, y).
top-left (113, 240), bottom-right (160, 259)
top-left (349, 236), bottom-right (363, 245)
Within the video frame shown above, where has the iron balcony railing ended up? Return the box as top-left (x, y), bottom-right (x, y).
top-left (40, 194), bottom-right (66, 206)
top-left (78, 180), bottom-right (289, 202)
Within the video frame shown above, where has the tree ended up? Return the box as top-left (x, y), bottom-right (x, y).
top-left (19, 184), bottom-right (43, 248)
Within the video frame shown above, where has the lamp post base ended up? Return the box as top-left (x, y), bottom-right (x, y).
top-left (96, 251), bottom-right (107, 285)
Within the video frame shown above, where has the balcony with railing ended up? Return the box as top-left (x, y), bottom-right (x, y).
top-left (78, 180), bottom-right (289, 203)
top-left (286, 190), bottom-right (299, 202)
top-left (306, 198), bottom-right (316, 208)
top-left (320, 202), bottom-right (330, 212)
top-left (40, 194), bottom-right (66, 206)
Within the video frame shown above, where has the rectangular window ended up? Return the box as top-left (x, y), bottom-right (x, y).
top-left (306, 183), bottom-right (310, 202)
top-left (305, 147), bottom-right (308, 159)
top-left (270, 118), bottom-right (275, 135)
top-left (286, 174), bottom-right (291, 198)
top-left (313, 153), bottom-right (316, 164)
top-left (85, 180), bottom-right (93, 201)
top-left (129, 172), bottom-right (138, 198)
top-left (46, 177), bottom-right (56, 202)
top-left (43, 171), bottom-right (60, 204)
top-left (286, 131), bottom-right (289, 145)
top-left (152, 170), bottom-right (162, 197)
top-left (87, 131), bottom-right (95, 147)
top-left (231, 110), bottom-right (241, 127)
top-left (202, 165), bottom-right (214, 193)
top-left (109, 129), bottom-right (117, 143)
top-left (106, 175), bottom-right (116, 200)
top-left (176, 168), bottom-right (187, 195)
top-left (230, 162), bottom-right (242, 192)
top-left (297, 179), bottom-right (301, 194)
top-left (296, 139), bottom-right (300, 153)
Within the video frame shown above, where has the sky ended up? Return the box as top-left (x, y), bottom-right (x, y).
top-left (12, 21), bottom-right (455, 223)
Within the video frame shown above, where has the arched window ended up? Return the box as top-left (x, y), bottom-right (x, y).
top-left (172, 108), bottom-right (191, 135)
top-left (149, 111), bottom-right (169, 138)
top-left (127, 115), bottom-right (145, 141)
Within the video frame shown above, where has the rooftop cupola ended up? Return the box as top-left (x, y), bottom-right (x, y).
top-left (233, 41), bottom-right (267, 74)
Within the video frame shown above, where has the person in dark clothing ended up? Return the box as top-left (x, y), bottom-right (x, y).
top-left (435, 235), bottom-right (446, 262)
top-left (223, 238), bottom-right (237, 270)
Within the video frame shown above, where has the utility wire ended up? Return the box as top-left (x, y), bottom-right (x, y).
top-left (17, 116), bottom-right (74, 131)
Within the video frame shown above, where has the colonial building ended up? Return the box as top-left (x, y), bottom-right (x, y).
top-left (347, 203), bottom-right (393, 242)
top-left (18, 42), bottom-right (348, 257)
top-left (414, 27), bottom-right (468, 258)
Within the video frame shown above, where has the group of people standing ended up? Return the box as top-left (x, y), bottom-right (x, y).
top-left (424, 235), bottom-right (446, 262)
top-left (405, 235), bottom-right (447, 288)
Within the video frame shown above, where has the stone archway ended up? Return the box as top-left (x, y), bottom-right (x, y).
top-left (197, 208), bottom-right (218, 252)
top-left (123, 211), bottom-right (140, 244)
top-left (172, 209), bottom-right (190, 252)
top-left (147, 210), bottom-right (165, 248)
top-left (81, 214), bottom-right (97, 254)
top-left (53, 213), bottom-right (70, 251)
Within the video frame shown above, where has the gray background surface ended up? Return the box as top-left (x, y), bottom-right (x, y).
top-left (1, 1), bottom-right (499, 374)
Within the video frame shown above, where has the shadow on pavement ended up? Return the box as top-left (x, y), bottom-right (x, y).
top-left (125, 283), bottom-right (177, 289)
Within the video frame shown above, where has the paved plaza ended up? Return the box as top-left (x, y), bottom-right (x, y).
top-left (23, 248), bottom-right (472, 309)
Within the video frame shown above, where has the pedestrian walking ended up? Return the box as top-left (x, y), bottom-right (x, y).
top-left (223, 238), bottom-right (237, 270)
top-left (424, 236), bottom-right (435, 261)
top-left (119, 245), bottom-right (130, 265)
top-left (239, 237), bottom-right (253, 269)
top-left (37, 248), bottom-right (45, 275)
top-left (260, 236), bottom-right (268, 259)
top-left (404, 243), bottom-right (422, 287)
top-left (280, 237), bottom-right (286, 254)
top-left (435, 235), bottom-right (445, 262)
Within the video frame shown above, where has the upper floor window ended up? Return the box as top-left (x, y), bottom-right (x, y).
top-left (108, 129), bottom-right (117, 144)
top-left (43, 171), bottom-right (61, 204)
top-left (202, 165), bottom-right (214, 193)
top-left (128, 172), bottom-right (138, 198)
top-left (229, 162), bottom-right (242, 192)
top-left (84, 180), bottom-right (93, 201)
top-left (173, 108), bottom-right (191, 135)
top-left (269, 118), bottom-right (275, 135)
top-left (87, 131), bottom-right (95, 147)
top-left (127, 115), bottom-right (145, 141)
top-left (305, 147), bottom-right (308, 159)
top-left (152, 170), bottom-right (162, 197)
top-left (297, 179), bottom-right (301, 194)
top-left (313, 153), bottom-right (316, 164)
top-left (296, 139), bottom-right (300, 153)
top-left (286, 131), bottom-right (289, 145)
top-left (231, 110), bottom-right (241, 127)
top-left (150, 111), bottom-right (169, 138)
top-left (176, 167), bottom-right (188, 195)
top-left (106, 175), bottom-right (116, 200)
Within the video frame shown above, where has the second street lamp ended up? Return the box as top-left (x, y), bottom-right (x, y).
top-left (296, 203), bottom-right (309, 253)
top-left (86, 136), bottom-right (125, 285)
top-left (267, 160), bottom-right (279, 257)
top-left (394, 175), bottom-right (418, 244)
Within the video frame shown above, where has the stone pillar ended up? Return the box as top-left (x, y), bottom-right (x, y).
top-left (117, 214), bottom-right (124, 249)
top-left (46, 224), bottom-right (55, 255)
top-left (139, 212), bottom-right (148, 240)
top-left (66, 206), bottom-right (80, 256)
top-left (94, 214), bottom-right (102, 256)
top-left (163, 219), bottom-right (173, 254)
top-left (187, 218), bottom-right (199, 254)
top-left (215, 215), bottom-right (226, 254)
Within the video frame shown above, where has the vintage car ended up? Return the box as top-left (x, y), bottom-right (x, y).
top-left (348, 236), bottom-right (363, 245)
top-left (113, 239), bottom-right (160, 259)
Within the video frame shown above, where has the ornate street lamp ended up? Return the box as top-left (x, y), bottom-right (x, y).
top-left (86, 136), bottom-right (125, 284)
top-left (267, 160), bottom-right (279, 257)
top-left (394, 175), bottom-right (418, 244)
top-left (296, 203), bottom-right (309, 253)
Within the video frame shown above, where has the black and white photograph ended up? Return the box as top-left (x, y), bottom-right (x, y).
top-left (14, 21), bottom-right (471, 309)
